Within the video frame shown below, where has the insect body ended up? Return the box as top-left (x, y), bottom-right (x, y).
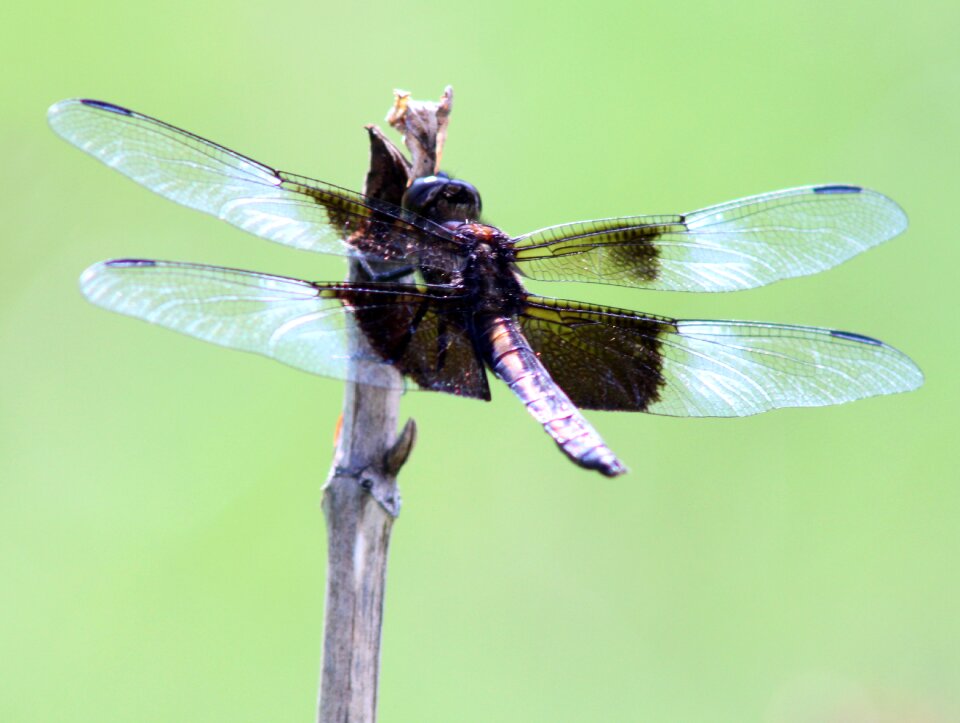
top-left (49, 99), bottom-right (923, 476)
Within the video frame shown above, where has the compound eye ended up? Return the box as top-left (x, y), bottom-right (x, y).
top-left (441, 180), bottom-right (482, 215)
top-left (402, 175), bottom-right (444, 215)
top-left (402, 175), bottom-right (482, 223)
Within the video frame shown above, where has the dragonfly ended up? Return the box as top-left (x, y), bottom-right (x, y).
top-left (48, 98), bottom-right (923, 476)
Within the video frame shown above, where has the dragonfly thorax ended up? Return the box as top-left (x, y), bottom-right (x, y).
top-left (450, 222), bottom-right (525, 310)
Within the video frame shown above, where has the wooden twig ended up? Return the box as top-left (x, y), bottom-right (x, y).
top-left (317, 88), bottom-right (451, 723)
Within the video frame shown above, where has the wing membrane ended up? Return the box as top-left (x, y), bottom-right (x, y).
top-left (520, 296), bottom-right (923, 416)
top-left (49, 99), bottom-right (463, 270)
top-left (513, 185), bottom-right (907, 292)
top-left (80, 260), bottom-right (489, 398)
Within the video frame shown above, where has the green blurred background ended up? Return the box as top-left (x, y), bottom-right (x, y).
top-left (2, 0), bottom-right (957, 720)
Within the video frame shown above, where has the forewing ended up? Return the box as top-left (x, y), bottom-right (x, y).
top-left (80, 260), bottom-right (489, 399)
top-left (513, 185), bottom-right (907, 292)
top-left (49, 99), bottom-right (462, 270)
top-left (520, 296), bottom-right (923, 416)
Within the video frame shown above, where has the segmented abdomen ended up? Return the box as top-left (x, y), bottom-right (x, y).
top-left (480, 315), bottom-right (626, 477)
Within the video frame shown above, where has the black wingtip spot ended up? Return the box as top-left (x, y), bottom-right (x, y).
top-left (813, 184), bottom-right (862, 195)
top-left (831, 329), bottom-right (883, 346)
top-left (80, 99), bottom-right (133, 116)
top-left (106, 259), bottom-right (157, 268)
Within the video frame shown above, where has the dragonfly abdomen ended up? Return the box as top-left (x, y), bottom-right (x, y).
top-left (480, 315), bottom-right (627, 477)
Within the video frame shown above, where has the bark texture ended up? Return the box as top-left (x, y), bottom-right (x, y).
top-left (317, 89), bottom-right (451, 723)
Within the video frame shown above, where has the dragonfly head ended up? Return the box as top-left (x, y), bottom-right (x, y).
top-left (403, 173), bottom-right (482, 225)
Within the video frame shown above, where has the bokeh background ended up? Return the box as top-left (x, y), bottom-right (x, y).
top-left (2, 1), bottom-right (957, 721)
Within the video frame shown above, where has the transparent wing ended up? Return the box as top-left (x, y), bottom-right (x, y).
top-left (520, 296), bottom-right (923, 416)
top-left (49, 99), bottom-right (462, 269)
top-left (79, 260), bottom-right (489, 398)
top-left (513, 185), bottom-right (908, 292)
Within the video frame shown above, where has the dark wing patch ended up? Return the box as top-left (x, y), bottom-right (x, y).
top-left (513, 216), bottom-right (679, 287)
top-left (520, 295), bottom-right (923, 416)
top-left (337, 285), bottom-right (490, 399)
top-left (512, 185), bottom-right (906, 292)
top-left (519, 297), bottom-right (669, 411)
top-left (80, 260), bottom-right (489, 399)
